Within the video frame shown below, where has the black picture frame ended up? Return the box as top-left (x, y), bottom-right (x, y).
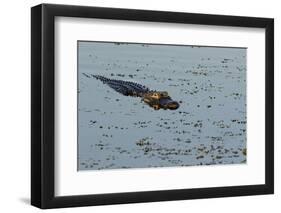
top-left (31, 3), bottom-right (274, 209)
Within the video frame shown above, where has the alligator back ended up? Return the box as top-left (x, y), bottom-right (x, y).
top-left (85, 74), bottom-right (150, 97)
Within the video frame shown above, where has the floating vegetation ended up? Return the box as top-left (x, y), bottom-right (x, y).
top-left (136, 137), bottom-right (151, 146)
top-left (242, 148), bottom-right (247, 156)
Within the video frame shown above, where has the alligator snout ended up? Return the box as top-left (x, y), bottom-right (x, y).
top-left (159, 98), bottom-right (180, 110)
top-left (166, 101), bottom-right (180, 110)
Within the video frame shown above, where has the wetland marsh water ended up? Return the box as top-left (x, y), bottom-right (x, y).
top-left (78, 41), bottom-right (247, 171)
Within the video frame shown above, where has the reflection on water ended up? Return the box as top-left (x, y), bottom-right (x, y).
top-left (78, 41), bottom-right (247, 171)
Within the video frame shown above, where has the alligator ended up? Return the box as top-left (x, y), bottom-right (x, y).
top-left (82, 73), bottom-right (180, 110)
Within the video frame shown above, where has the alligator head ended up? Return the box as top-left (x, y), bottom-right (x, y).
top-left (142, 91), bottom-right (180, 110)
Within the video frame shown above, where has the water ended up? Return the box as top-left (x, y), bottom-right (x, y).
top-left (78, 41), bottom-right (247, 171)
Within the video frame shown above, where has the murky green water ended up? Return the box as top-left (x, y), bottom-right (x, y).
top-left (78, 41), bottom-right (246, 171)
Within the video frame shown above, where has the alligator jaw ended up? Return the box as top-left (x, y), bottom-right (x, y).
top-left (159, 98), bottom-right (180, 110)
top-left (166, 101), bottom-right (180, 110)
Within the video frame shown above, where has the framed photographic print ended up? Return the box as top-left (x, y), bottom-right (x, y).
top-left (31, 3), bottom-right (274, 209)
